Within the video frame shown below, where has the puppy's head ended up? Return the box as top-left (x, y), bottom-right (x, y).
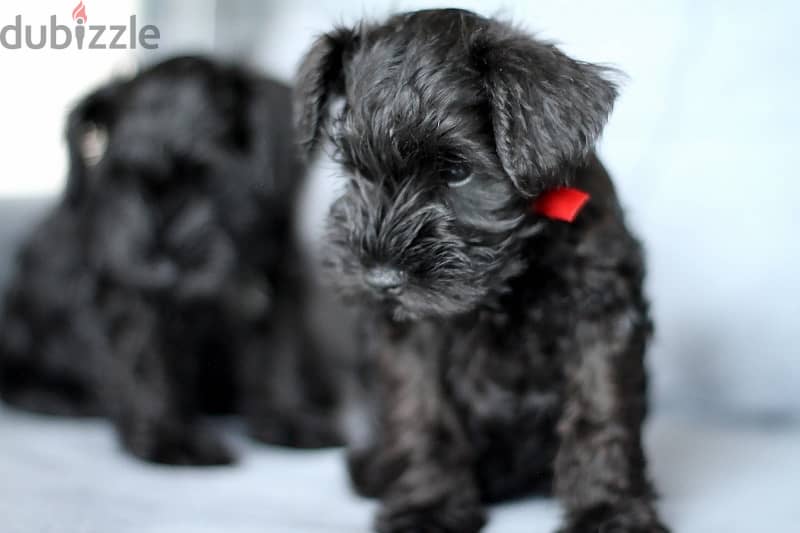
top-left (295, 9), bottom-right (618, 319)
top-left (68, 57), bottom-right (257, 197)
top-left (67, 57), bottom-right (296, 291)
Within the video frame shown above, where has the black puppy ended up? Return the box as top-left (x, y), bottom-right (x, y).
top-left (0, 56), bottom-right (342, 464)
top-left (295, 9), bottom-right (668, 532)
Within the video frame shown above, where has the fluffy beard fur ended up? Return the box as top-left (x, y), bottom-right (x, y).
top-left (295, 9), bottom-right (668, 533)
top-left (0, 56), bottom-right (344, 465)
top-left (324, 174), bottom-right (528, 320)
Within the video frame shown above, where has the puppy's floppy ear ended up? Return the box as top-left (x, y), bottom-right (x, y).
top-left (64, 82), bottom-right (120, 204)
top-left (293, 27), bottom-right (358, 158)
top-left (474, 26), bottom-right (619, 195)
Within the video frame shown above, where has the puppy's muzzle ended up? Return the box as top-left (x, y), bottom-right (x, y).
top-left (364, 266), bottom-right (405, 295)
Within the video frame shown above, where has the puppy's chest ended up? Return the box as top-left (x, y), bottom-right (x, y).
top-left (443, 318), bottom-right (567, 432)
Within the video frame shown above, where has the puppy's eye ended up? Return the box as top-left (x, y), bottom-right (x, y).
top-left (441, 164), bottom-right (473, 188)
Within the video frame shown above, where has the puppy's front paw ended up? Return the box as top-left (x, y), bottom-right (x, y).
top-left (250, 415), bottom-right (342, 449)
top-left (558, 502), bottom-right (669, 533)
top-left (347, 447), bottom-right (397, 498)
top-left (376, 500), bottom-right (486, 533)
top-left (122, 423), bottom-right (235, 466)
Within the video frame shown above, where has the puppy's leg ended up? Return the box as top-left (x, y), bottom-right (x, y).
top-left (554, 311), bottom-right (667, 533)
top-left (103, 294), bottom-right (234, 466)
top-left (239, 261), bottom-right (344, 448)
top-left (241, 313), bottom-right (343, 449)
top-left (361, 332), bottom-right (485, 533)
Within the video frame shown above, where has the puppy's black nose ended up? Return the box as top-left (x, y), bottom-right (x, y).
top-left (364, 267), bottom-right (405, 293)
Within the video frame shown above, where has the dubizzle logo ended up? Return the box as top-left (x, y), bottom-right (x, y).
top-left (0, 2), bottom-right (160, 50)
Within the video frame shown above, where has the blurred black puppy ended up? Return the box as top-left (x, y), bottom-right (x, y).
top-left (295, 9), bottom-right (668, 533)
top-left (0, 56), bottom-right (342, 464)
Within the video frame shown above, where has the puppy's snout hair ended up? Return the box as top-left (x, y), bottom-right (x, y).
top-left (330, 176), bottom-right (467, 275)
top-left (326, 178), bottom-right (495, 318)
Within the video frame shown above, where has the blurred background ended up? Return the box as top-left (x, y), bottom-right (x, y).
top-left (1, 1), bottom-right (798, 532)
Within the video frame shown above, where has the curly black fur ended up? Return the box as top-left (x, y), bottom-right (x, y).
top-left (0, 56), bottom-right (343, 464)
top-left (295, 9), bottom-right (668, 532)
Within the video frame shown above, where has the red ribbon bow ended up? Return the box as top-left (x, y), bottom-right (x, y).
top-left (532, 187), bottom-right (590, 223)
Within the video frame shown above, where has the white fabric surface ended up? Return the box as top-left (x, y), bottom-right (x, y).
top-left (1, 405), bottom-right (798, 533)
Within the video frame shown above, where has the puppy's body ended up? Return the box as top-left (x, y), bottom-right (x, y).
top-left (350, 156), bottom-right (650, 494)
top-left (296, 9), bottom-right (667, 532)
top-left (0, 205), bottom-right (105, 416)
top-left (0, 56), bottom-right (342, 464)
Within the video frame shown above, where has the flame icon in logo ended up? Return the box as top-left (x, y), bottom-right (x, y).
top-left (72, 1), bottom-right (88, 24)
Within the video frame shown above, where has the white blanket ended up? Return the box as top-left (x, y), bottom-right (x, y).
top-left (1, 406), bottom-right (797, 533)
